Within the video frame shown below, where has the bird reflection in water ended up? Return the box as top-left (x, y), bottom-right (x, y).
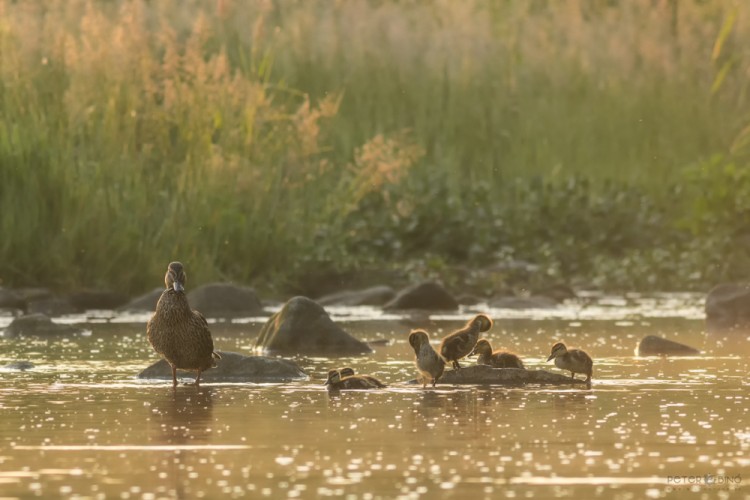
top-left (149, 386), bottom-right (215, 444)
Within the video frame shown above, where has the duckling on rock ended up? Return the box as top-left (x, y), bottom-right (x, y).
top-left (469, 338), bottom-right (525, 369)
top-left (324, 369), bottom-right (385, 390)
top-left (147, 261), bottom-right (221, 387)
top-left (439, 314), bottom-right (493, 369)
top-left (546, 341), bottom-right (593, 384)
top-left (408, 329), bottom-right (445, 388)
top-left (337, 367), bottom-right (387, 388)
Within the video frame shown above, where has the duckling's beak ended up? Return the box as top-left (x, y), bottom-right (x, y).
top-left (173, 281), bottom-right (184, 292)
top-left (468, 348), bottom-right (478, 357)
top-left (323, 375), bottom-right (333, 385)
top-left (546, 353), bottom-right (555, 362)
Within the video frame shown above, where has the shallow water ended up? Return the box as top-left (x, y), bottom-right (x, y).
top-left (1, 294), bottom-right (748, 499)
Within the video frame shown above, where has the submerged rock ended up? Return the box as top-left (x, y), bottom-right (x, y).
top-left (317, 285), bottom-right (396, 307)
top-left (410, 364), bottom-right (588, 386)
top-left (2, 360), bottom-right (35, 371)
top-left (187, 283), bottom-right (263, 318)
top-left (705, 283), bottom-right (750, 330)
top-left (138, 351), bottom-right (307, 383)
top-left (384, 282), bottom-right (459, 311)
top-left (255, 296), bottom-right (372, 356)
top-left (3, 313), bottom-right (84, 338)
top-left (119, 288), bottom-right (164, 313)
top-left (68, 289), bottom-right (129, 310)
top-left (637, 335), bottom-right (701, 357)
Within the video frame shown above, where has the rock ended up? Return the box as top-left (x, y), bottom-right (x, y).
top-left (490, 295), bottom-right (558, 309)
top-left (409, 364), bottom-right (587, 386)
top-left (187, 283), bottom-right (263, 318)
top-left (456, 294), bottom-right (483, 306)
top-left (0, 288), bottom-right (25, 312)
top-left (2, 361), bottom-right (35, 371)
top-left (119, 288), bottom-right (164, 312)
top-left (68, 289), bottom-right (129, 310)
top-left (3, 313), bottom-right (84, 338)
top-left (705, 283), bottom-right (750, 330)
top-left (14, 288), bottom-right (53, 302)
top-left (637, 335), bottom-right (701, 357)
top-left (317, 286), bottom-right (396, 307)
top-left (383, 282), bottom-right (459, 311)
top-left (255, 296), bottom-right (372, 355)
top-left (138, 351), bottom-right (307, 383)
top-left (27, 297), bottom-right (79, 316)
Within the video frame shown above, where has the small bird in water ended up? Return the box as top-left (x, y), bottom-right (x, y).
top-left (546, 341), bottom-right (593, 384)
top-left (337, 367), bottom-right (387, 388)
top-left (469, 339), bottom-right (525, 369)
top-left (147, 262), bottom-right (221, 387)
top-left (324, 369), bottom-right (385, 390)
top-left (439, 314), bottom-right (493, 369)
top-left (408, 329), bottom-right (445, 388)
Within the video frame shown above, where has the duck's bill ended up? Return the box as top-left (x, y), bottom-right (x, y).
top-left (173, 281), bottom-right (184, 292)
top-left (546, 354), bottom-right (554, 361)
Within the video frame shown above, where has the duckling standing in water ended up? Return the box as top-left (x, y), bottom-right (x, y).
top-left (439, 314), bottom-right (493, 369)
top-left (147, 262), bottom-right (221, 387)
top-left (546, 341), bottom-right (593, 384)
top-left (469, 339), bottom-right (525, 369)
top-left (337, 367), bottom-right (387, 388)
top-left (408, 329), bottom-right (445, 388)
top-left (324, 369), bottom-right (385, 390)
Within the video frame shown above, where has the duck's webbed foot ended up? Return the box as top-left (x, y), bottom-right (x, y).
top-left (452, 361), bottom-right (461, 370)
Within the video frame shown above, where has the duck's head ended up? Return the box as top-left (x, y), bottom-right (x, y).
top-left (324, 369), bottom-right (341, 385)
top-left (547, 342), bottom-right (568, 361)
top-left (469, 338), bottom-right (492, 357)
top-left (469, 314), bottom-right (493, 333)
top-left (165, 261), bottom-right (186, 292)
top-left (338, 367), bottom-right (355, 378)
top-left (408, 329), bottom-right (430, 350)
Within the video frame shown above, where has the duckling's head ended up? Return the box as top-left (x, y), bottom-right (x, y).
top-left (324, 369), bottom-right (341, 385)
top-left (339, 367), bottom-right (355, 378)
top-left (469, 338), bottom-right (493, 357)
top-left (408, 329), bottom-right (430, 350)
top-left (165, 262), bottom-right (186, 292)
top-left (547, 342), bottom-right (568, 361)
top-left (470, 314), bottom-right (493, 333)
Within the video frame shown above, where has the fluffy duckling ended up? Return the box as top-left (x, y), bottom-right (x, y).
top-left (338, 367), bottom-right (387, 388)
top-left (408, 329), bottom-right (445, 388)
top-left (147, 262), bottom-right (221, 387)
top-left (469, 339), bottom-right (525, 369)
top-left (546, 341), bottom-right (593, 384)
top-left (324, 369), bottom-right (384, 390)
top-left (439, 314), bottom-right (493, 369)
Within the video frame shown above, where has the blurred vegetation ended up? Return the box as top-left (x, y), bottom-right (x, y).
top-left (1, 0), bottom-right (749, 295)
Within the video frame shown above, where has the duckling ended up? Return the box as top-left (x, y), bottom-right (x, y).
top-left (469, 338), bottom-right (525, 369)
top-left (546, 341), bottom-right (593, 384)
top-left (324, 369), bottom-right (384, 390)
top-left (408, 329), bottom-right (445, 388)
top-left (337, 367), bottom-right (387, 388)
top-left (147, 262), bottom-right (221, 387)
top-left (439, 314), bottom-right (493, 369)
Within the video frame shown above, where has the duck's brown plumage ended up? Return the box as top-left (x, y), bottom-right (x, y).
top-left (324, 369), bottom-right (384, 390)
top-left (408, 329), bottom-right (445, 387)
top-left (147, 262), bottom-right (220, 387)
top-left (546, 341), bottom-right (593, 384)
top-left (338, 367), bottom-right (387, 388)
top-left (439, 314), bottom-right (493, 369)
top-left (469, 339), bottom-right (525, 369)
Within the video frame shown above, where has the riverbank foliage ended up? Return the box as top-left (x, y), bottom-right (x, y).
top-left (1, 0), bottom-right (749, 295)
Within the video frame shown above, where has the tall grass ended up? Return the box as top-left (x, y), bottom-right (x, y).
top-left (0, 0), bottom-right (749, 293)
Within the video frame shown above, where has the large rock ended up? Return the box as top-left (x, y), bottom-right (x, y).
top-left (705, 283), bottom-right (750, 330)
top-left (637, 335), bottom-right (701, 357)
top-left (119, 288), bottom-right (164, 313)
top-left (383, 282), bottom-right (459, 311)
top-left (317, 285), bottom-right (396, 307)
top-left (3, 313), bottom-right (84, 338)
top-left (27, 297), bottom-right (79, 316)
top-left (138, 351), bottom-right (307, 383)
top-left (0, 288), bottom-right (25, 312)
top-left (490, 295), bottom-right (558, 309)
top-left (187, 283), bottom-right (263, 318)
top-left (411, 364), bottom-right (588, 386)
top-left (68, 289), bottom-right (129, 310)
top-left (255, 296), bottom-right (372, 355)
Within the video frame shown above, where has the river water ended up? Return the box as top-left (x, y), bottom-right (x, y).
top-left (0, 293), bottom-right (747, 498)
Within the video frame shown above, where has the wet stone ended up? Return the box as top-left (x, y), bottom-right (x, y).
top-left (637, 335), bottom-right (701, 357)
top-left (187, 283), bottom-right (264, 318)
top-left (3, 313), bottom-right (85, 338)
top-left (1, 361), bottom-right (35, 371)
top-left (138, 351), bottom-right (307, 383)
top-left (119, 287), bottom-right (164, 313)
top-left (383, 282), bottom-right (459, 311)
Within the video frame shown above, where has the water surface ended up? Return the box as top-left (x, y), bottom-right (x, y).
top-left (1, 294), bottom-right (748, 498)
